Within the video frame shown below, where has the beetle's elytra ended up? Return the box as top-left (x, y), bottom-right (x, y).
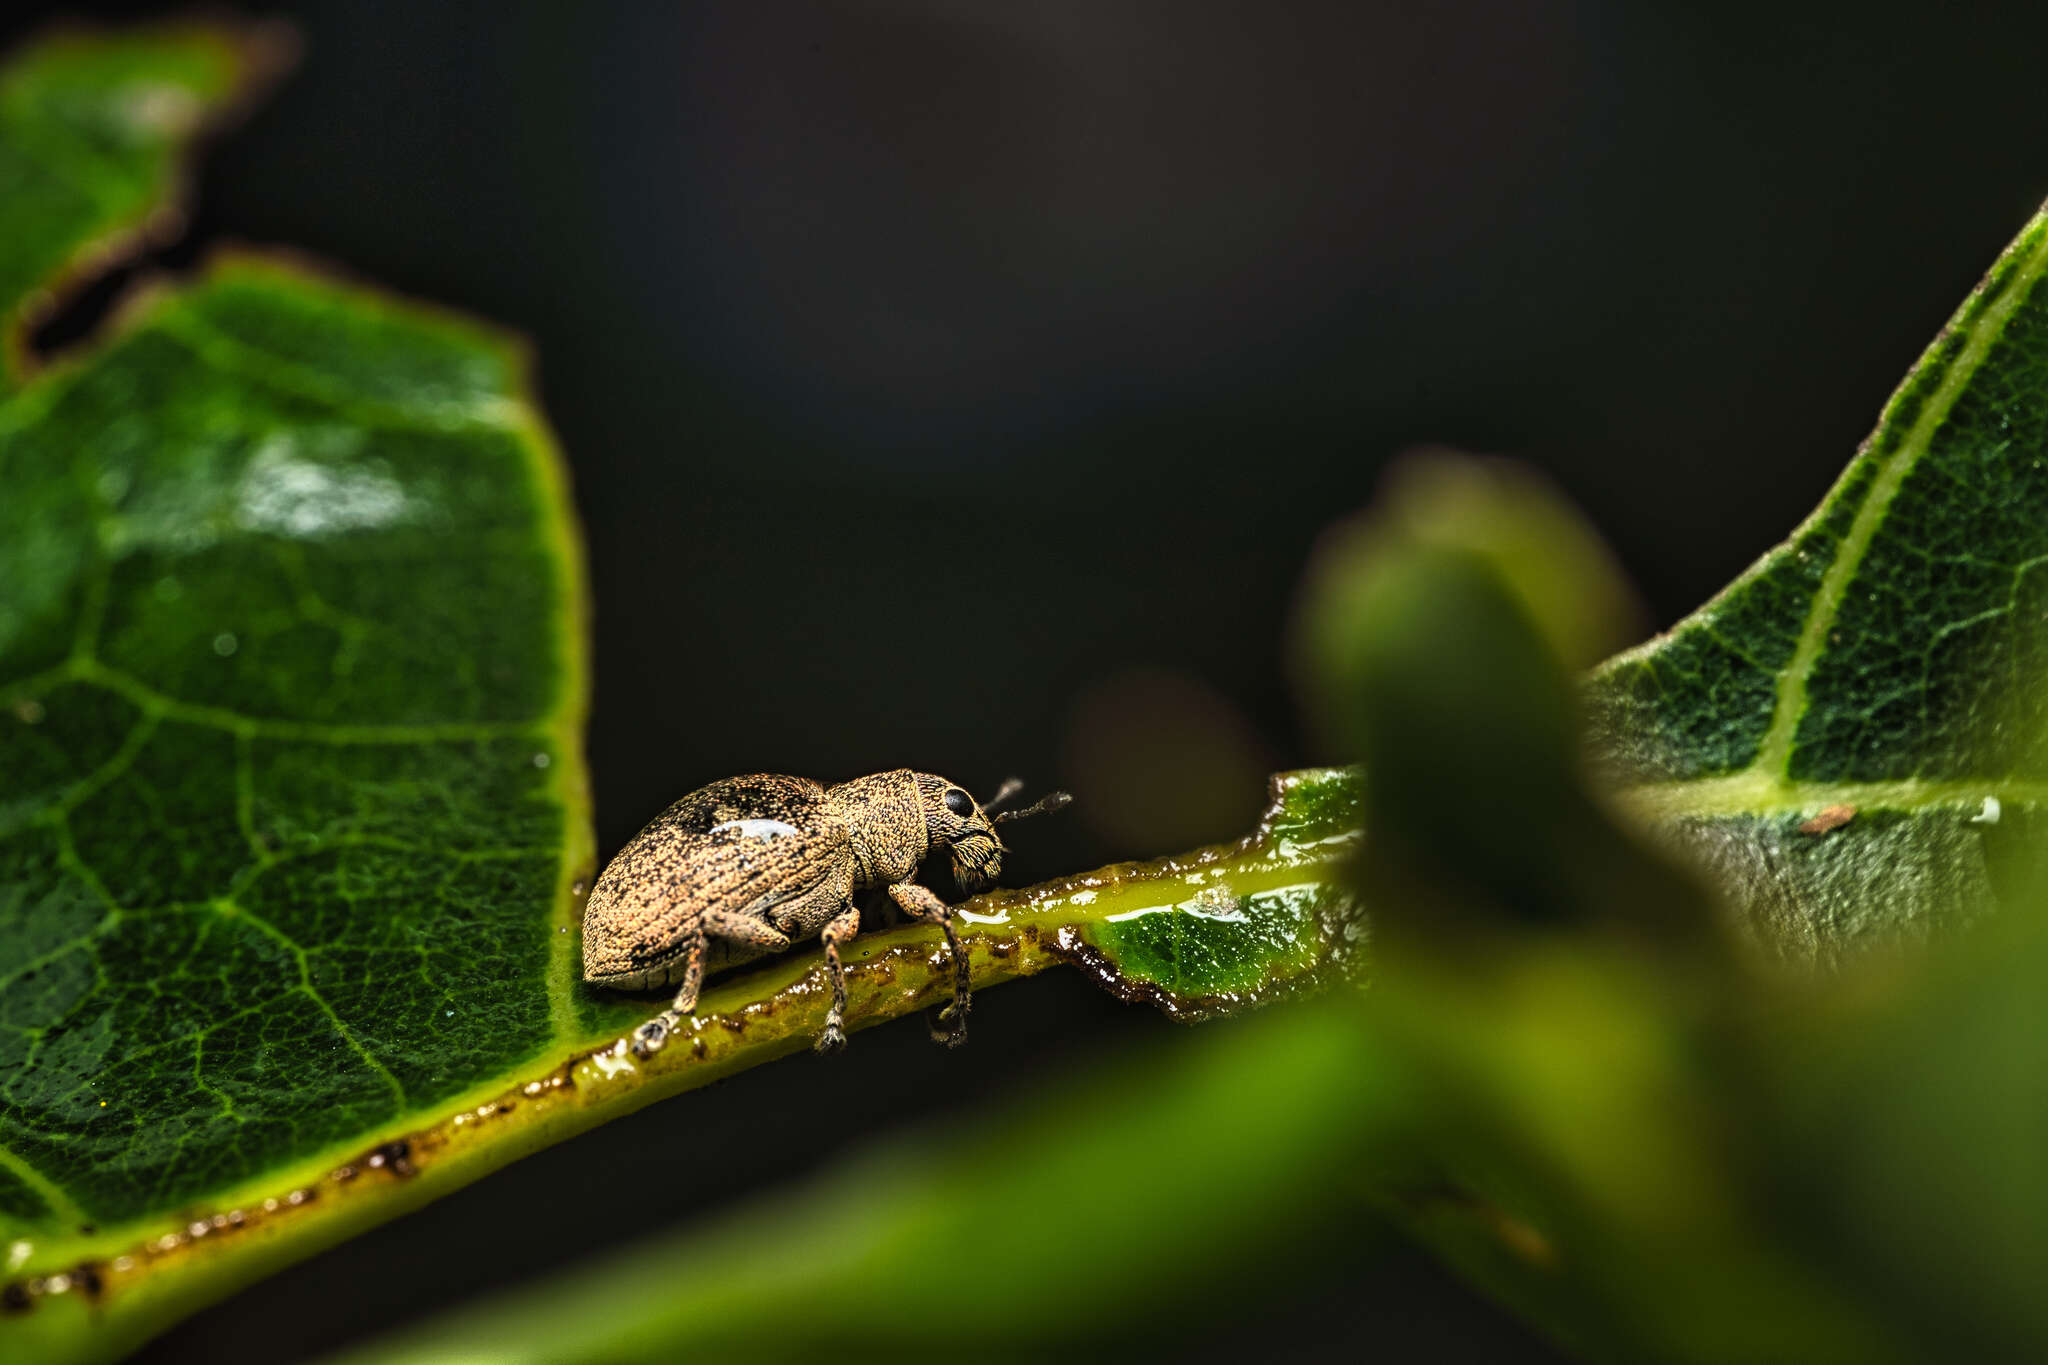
top-left (581, 770), bottom-right (1070, 1056)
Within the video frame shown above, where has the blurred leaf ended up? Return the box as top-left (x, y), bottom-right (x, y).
top-left (1296, 475), bottom-right (1895, 1360)
top-left (0, 22), bottom-right (278, 384)
top-left (1297, 458), bottom-right (1713, 951)
top-left (1276, 203), bottom-right (2048, 1356)
top-left (323, 997), bottom-right (1415, 1365)
top-left (1751, 903), bottom-right (2048, 1360)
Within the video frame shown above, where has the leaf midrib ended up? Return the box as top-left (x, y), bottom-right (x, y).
top-left (1751, 223), bottom-right (2048, 782)
top-left (1592, 218), bottom-right (2048, 815)
top-left (1617, 774), bottom-right (2027, 822)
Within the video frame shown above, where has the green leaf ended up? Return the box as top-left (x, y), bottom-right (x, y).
top-left (1275, 210), bottom-right (2048, 1358)
top-left (0, 263), bottom-right (595, 1358)
top-left (1055, 767), bottom-right (1367, 1015)
top-left (1296, 458), bottom-right (1718, 955)
top-left (0, 25), bottom-right (586, 1361)
top-left (0, 23), bottom-right (275, 385)
top-left (0, 258), bottom-right (591, 1223)
top-left (1585, 208), bottom-right (2048, 959)
top-left (1285, 463), bottom-right (1882, 1360)
top-left (1754, 894), bottom-right (2048, 1357)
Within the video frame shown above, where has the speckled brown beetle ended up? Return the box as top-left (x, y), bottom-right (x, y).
top-left (581, 771), bottom-right (1070, 1057)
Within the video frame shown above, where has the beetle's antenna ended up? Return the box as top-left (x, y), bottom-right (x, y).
top-left (981, 777), bottom-right (1027, 813)
top-left (992, 790), bottom-right (1072, 824)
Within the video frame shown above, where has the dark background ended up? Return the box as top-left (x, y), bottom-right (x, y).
top-left (13, 1), bottom-right (2048, 1359)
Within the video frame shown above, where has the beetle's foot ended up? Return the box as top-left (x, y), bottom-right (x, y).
top-left (926, 1000), bottom-right (969, 1048)
top-left (815, 1016), bottom-right (847, 1054)
top-left (630, 1016), bottom-right (671, 1058)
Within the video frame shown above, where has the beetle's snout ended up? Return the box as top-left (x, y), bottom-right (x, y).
top-left (950, 833), bottom-right (1001, 894)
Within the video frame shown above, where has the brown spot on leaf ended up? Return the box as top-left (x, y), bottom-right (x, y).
top-left (1492, 1213), bottom-right (1558, 1269)
top-left (1798, 804), bottom-right (1856, 836)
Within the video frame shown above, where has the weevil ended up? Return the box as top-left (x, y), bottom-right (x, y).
top-left (581, 771), bottom-right (1070, 1057)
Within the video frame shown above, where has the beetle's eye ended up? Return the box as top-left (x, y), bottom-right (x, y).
top-left (943, 788), bottom-right (974, 818)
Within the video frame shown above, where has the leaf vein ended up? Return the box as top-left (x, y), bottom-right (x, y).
top-left (1752, 224), bottom-right (2048, 779)
top-left (150, 308), bottom-right (520, 435)
top-left (213, 898), bottom-right (409, 1110)
top-left (0, 1132), bottom-right (89, 1229)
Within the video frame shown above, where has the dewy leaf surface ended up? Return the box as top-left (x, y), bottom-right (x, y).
top-left (0, 258), bottom-right (586, 1229)
top-left (1586, 207), bottom-right (2048, 959)
top-left (0, 25), bottom-right (590, 1360)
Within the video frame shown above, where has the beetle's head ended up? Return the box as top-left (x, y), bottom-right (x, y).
top-left (914, 775), bottom-right (1071, 894)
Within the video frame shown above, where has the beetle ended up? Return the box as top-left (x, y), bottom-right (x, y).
top-left (581, 770), bottom-right (1070, 1056)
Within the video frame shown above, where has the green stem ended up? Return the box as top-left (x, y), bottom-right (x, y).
top-left (4, 770), bottom-right (1364, 1365)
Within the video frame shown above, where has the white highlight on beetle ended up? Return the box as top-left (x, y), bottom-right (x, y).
top-left (709, 818), bottom-right (802, 841)
top-left (1970, 795), bottom-right (2002, 826)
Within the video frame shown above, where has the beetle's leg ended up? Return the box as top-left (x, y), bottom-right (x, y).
top-left (887, 881), bottom-right (970, 1047)
top-left (630, 933), bottom-right (707, 1058)
top-left (630, 911), bottom-right (791, 1058)
top-left (698, 906), bottom-right (795, 949)
top-left (815, 902), bottom-right (862, 1054)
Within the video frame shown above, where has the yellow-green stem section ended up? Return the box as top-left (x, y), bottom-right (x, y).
top-left (4, 781), bottom-right (1358, 1365)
